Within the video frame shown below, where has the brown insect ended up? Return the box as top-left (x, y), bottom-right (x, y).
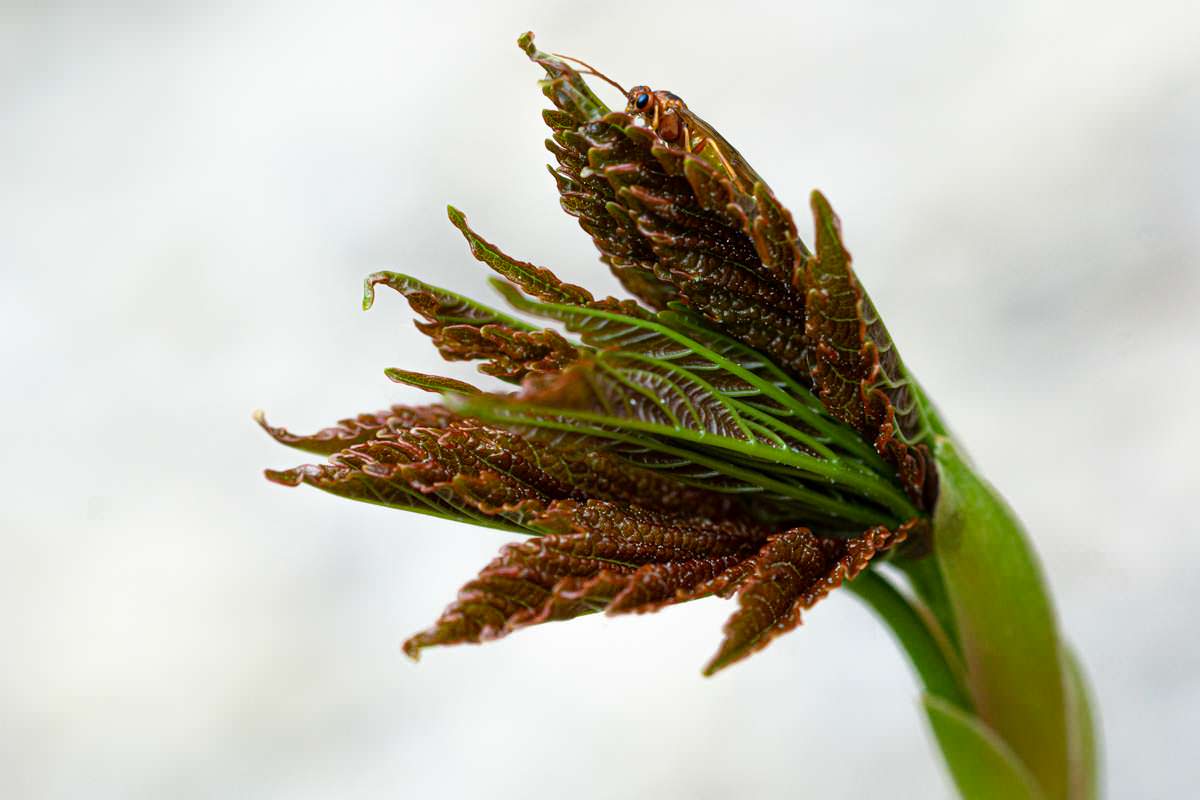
top-left (555, 54), bottom-right (762, 193)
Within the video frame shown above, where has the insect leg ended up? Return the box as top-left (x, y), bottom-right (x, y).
top-left (706, 139), bottom-right (746, 191)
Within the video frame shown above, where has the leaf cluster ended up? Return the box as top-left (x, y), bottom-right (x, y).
top-left (262, 35), bottom-right (941, 673)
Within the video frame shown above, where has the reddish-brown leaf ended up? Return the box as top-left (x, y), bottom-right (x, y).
top-left (518, 32), bottom-right (610, 124)
top-left (703, 521), bottom-right (913, 675)
top-left (804, 191), bottom-right (936, 507)
top-left (543, 110), bottom-right (680, 309)
top-left (541, 108), bottom-right (815, 382)
top-left (448, 206), bottom-right (652, 322)
top-left (366, 271), bottom-right (580, 383)
top-left (402, 498), bottom-right (768, 658)
top-left (254, 405), bottom-right (456, 456)
top-left (264, 412), bottom-right (740, 527)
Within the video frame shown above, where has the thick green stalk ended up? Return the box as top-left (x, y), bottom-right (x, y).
top-left (845, 570), bottom-right (968, 710)
top-left (932, 436), bottom-right (1095, 799)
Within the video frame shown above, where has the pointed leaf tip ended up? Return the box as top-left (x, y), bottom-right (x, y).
top-left (809, 189), bottom-right (841, 245)
top-left (263, 467), bottom-right (305, 487)
top-left (384, 368), bottom-right (482, 395)
top-left (363, 270), bottom-right (398, 311)
top-left (702, 525), bottom-right (904, 675)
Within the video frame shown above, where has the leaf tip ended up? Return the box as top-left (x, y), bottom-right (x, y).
top-left (808, 189), bottom-right (842, 245)
top-left (362, 271), bottom-right (396, 311)
top-left (253, 410), bottom-right (291, 446)
top-left (446, 204), bottom-right (468, 232)
top-left (384, 368), bottom-right (481, 396)
top-left (263, 467), bottom-right (304, 487)
top-left (700, 643), bottom-right (740, 677)
top-left (401, 637), bottom-right (423, 662)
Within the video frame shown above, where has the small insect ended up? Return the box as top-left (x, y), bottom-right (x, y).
top-left (554, 54), bottom-right (762, 193)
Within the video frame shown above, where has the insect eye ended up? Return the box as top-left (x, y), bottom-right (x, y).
top-left (635, 93), bottom-right (650, 110)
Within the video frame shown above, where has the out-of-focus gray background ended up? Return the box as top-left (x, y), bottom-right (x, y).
top-left (3, 1), bottom-right (1198, 797)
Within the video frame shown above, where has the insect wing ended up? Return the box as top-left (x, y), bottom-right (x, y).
top-left (678, 107), bottom-right (766, 194)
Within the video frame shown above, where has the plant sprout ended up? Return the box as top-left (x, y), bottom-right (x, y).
top-left (260, 32), bottom-right (1099, 799)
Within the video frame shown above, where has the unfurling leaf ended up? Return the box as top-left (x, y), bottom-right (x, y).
top-left (265, 414), bottom-right (741, 531)
top-left (402, 499), bottom-right (765, 657)
top-left (804, 190), bottom-right (938, 507)
top-left (703, 521), bottom-right (911, 674)
top-left (254, 405), bottom-right (456, 456)
top-left (519, 32), bottom-right (609, 124)
top-left (539, 104), bottom-right (815, 382)
top-left (404, 498), bottom-right (911, 666)
top-left (384, 369), bottom-right (482, 395)
top-left (542, 108), bottom-right (679, 309)
top-left (365, 271), bottom-right (579, 383)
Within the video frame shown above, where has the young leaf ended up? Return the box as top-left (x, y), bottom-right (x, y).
top-left (487, 279), bottom-right (891, 472)
top-left (703, 523), bottom-right (907, 674)
top-left (264, 459), bottom-right (524, 534)
top-left (923, 695), bottom-right (1047, 800)
top-left (1064, 645), bottom-right (1101, 800)
top-left (445, 209), bottom-right (899, 475)
top-left (453, 367), bottom-right (914, 529)
top-left (403, 496), bottom-right (910, 674)
top-left (264, 414), bottom-right (740, 527)
top-left (253, 405), bottom-right (456, 456)
top-left (518, 32), bottom-right (609, 124)
top-left (804, 190), bottom-right (937, 507)
top-left (591, 122), bottom-right (815, 381)
top-left (541, 108), bottom-right (678, 309)
top-left (383, 369), bottom-right (482, 395)
top-left (402, 498), bottom-right (767, 658)
top-left (933, 436), bottom-right (1069, 800)
top-left (366, 271), bottom-right (579, 383)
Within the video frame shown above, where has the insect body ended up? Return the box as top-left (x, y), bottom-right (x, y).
top-left (625, 85), bottom-right (762, 193)
top-left (552, 53), bottom-right (762, 193)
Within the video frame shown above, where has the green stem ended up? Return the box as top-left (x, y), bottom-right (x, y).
top-left (933, 436), bottom-right (1079, 799)
top-left (845, 569), bottom-right (969, 710)
top-left (893, 554), bottom-right (962, 658)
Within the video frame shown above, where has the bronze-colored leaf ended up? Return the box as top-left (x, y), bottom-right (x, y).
top-left (366, 271), bottom-right (579, 383)
top-left (402, 498), bottom-right (768, 658)
top-left (265, 409), bottom-right (741, 527)
top-left (263, 458), bottom-right (523, 533)
top-left (448, 206), bottom-right (651, 321)
top-left (253, 405), bottom-right (456, 456)
top-left (547, 110), bottom-right (815, 381)
top-left (804, 190), bottom-right (936, 507)
top-left (518, 32), bottom-right (609, 124)
top-left (703, 521), bottom-right (912, 675)
top-left (383, 369), bottom-right (483, 395)
top-left (542, 109), bottom-right (679, 309)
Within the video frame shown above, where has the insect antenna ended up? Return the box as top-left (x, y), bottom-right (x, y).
top-left (552, 53), bottom-right (627, 95)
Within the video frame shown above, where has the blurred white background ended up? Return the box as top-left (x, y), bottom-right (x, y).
top-left (3, 1), bottom-right (1199, 797)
